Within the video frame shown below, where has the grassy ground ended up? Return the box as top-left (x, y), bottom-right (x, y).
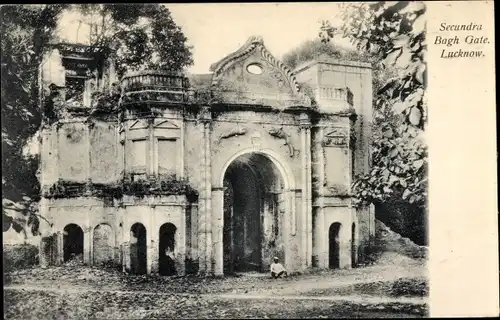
top-left (4, 289), bottom-right (424, 319)
top-left (4, 254), bottom-right (428, 319)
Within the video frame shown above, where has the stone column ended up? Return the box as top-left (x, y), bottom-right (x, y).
top-left (148, 118), bottom-right (155, 177)
top-left (57, 231), bottom-right (64, 266)
top-left (339, 217), bottom-right (353, 269)
top-left (147, 205), bottom-right (156, 275)
top-left (299, 113), bottom-right (312, 268)
top-left (205, 121), bottom-right (213, 274)
top-left (312, 125), bottom-right (327, 268)
top-left (212, 188), bottom-right (224, 276)
top-left (39, 237), bottom-right (50, 268)
top-left (85, 122), bottom-right (92, 183)
top-left (197, 106), bottom-right (212, 275)
top-left (84, 227), bottom-right (93, 266)
top-left (177, 203), bottom-right (187, 276)
top-left (118, 122), bottom-right (126, 178)
top-left (122, 213), bottom-right (130, 273)
top-left (197, 117), bottom-right (207, 274)
top-left (300, 123), bottom-right (307, 269)
top-left (305, 123), bottom-right (313, 268)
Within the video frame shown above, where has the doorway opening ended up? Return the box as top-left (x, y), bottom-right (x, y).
top-left (222, 153), bottom-right (285, 274)
top-left (351, 223), bottom-right (356, 268)
top-left (329, 222), bottom-right (341, 269)
top-left (159, 223), bottom-right (177, 276)
top-left (63, 223), bottom-right (84, 262)
top-left (130, 223), bottom-right (147, 274)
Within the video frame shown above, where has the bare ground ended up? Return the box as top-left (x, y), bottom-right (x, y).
top-left (4, 252), bottom-right (428, 319)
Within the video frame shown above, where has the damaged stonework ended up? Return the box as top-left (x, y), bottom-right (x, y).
top-left (38, 37), bottom-right (374, 276)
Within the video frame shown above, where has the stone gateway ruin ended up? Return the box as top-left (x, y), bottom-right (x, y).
top-left (38, 36), bottom-right (375, 276)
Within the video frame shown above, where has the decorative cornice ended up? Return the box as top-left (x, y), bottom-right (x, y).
top-left (209, 36), bottom-right (263, 77)
top-left (209, 36), bottom-right (311, 107)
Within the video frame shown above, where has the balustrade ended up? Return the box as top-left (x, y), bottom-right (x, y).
top-left (120, 71), bottom-right (190, 104)
top-left (317, 87), bottom-right (354, 106)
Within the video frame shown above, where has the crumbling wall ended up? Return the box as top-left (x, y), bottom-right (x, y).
top-left (90, 121), bottom-right (119, 183)
top-left (58, 122), bottom-right (89, 182)
top-left (93, 223), bottom-right (115, 267)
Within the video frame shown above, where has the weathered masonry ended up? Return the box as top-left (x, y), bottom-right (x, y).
top-left (38, 36), bottom-right (375, 276)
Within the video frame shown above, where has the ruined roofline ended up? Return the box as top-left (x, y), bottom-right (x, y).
top-left (208, 35), bottom-right (311, 107)
top-left (292, 58), bottom-right (372, 75)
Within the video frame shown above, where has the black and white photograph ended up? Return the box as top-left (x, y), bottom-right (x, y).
top-left (1, 2), bottom-right (496, 319)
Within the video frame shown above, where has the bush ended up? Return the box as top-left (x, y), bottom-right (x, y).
top-left (3, 244), bottom-right (39, 272)
top-left (390, 278), bottom-right (429, 297)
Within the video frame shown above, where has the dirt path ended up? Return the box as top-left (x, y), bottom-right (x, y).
top-left (4, 284), bottom-right (426, 305)
top-left (258, 264), bottom-right (425, 296)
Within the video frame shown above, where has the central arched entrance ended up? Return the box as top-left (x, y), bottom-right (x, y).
top-left (222, 153), bottom-right (285, 274)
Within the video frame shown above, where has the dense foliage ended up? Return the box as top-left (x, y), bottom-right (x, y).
top-left (75, 4), bottom-right (193, 77)
top-left (1, 5), bottom-right (68, 234)
top-left (318, 1), bottom-right (427, 244)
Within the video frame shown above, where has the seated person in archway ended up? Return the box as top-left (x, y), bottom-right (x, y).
top-left (270, 257), bottom-right (287, 278)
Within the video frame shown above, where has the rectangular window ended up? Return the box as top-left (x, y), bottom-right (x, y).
top-left (325, 147), bottom-right (349, 186)
top-left (131, 139), bottom-right (148, 173)
top-left (157, 139), bottom-right (177, 176)
top-left (65, 76), bottom-right (85, 102)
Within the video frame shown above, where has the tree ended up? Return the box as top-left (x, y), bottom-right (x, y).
top-left (2, 4), bottom-right (68, 234)
top-left (321, 1), bottom-right (427, 129)
top-left (319, 1), bottom-right (427, 244)
top-left (72, 4), bottom-right (193, 77)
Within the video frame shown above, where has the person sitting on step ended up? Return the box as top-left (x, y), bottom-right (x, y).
top-left (270, 256), bottom-right (287, 278)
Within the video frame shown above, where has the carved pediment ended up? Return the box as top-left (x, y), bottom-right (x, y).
top-left (209, 36), bottom-right (311, 108)
top-left (323, 128), bottom-right (349, 147)
top-left (129, 119), bottom-right (149, 130)
top-left (153, 119), bottom-right (179, 129)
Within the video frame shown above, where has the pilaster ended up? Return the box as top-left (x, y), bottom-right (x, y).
top-left (197, 106), bottom-right (213, 275)
top-left (299, 113), bottom-right (312, 268)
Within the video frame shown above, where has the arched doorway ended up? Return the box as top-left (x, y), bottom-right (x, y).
top-left (329, 222), bottom-right (341, 269)
top-left (63, 223), bottom-right (84, 262)
top-left (93, 223), bottom-right (115, 266)
top-left (130, 223), bottom-right (147, 274)
top-left (159, 223), bottom-right (177, 276)
top-left (222, 153), bottom-right (285, 273)
top-left (351, 223), bottom-right (356, 268)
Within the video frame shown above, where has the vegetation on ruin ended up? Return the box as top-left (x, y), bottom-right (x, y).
top-left (2, 4), bottom-right (194, 235)
top-left (1, 5), bottom-right (68, 235)
top-left (282, 1), bottom-right (427, 244)
top-left (41, 175), bottom-right (198, 202)
top-left (319, 1), bottom-right (427, 244)
top-left (122, 174), bottom-right (199, 201)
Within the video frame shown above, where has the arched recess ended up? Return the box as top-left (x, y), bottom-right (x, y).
top-left (222, 152), bottom-right (285, 273)
top-left (63, 223), bottom-right (84, 262)
top-left (159, 223), bottom-right (177, 276)
top-left (93, 223), bottom-right (115, 266)
top-left (130, 223), bottom-right (147, 274)
top-left (329, 222), bottom-right (341, 269)
top-left (351, 222), bottom-right (357, 268)
top-left (217, 148), bottom-right (294, 190)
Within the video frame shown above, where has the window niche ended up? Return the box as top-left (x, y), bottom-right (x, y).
top-left (153, 119), bottom-right (182, 178)
top-left (125, 118), bottom-right (182, 180)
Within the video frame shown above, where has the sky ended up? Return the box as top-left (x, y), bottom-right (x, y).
top-left (57, 3), bottom-right (353, 74)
